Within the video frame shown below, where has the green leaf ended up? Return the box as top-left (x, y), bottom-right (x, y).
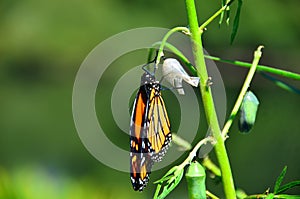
top-left (147, 47), bottom-right (156, 63)
top-left (219, 0), bottom-right (227, 25)
top-left (225, 6), bottom-right (231, 25)
top-left (230, 0), bottom-right (243, 44)
top-left (154, 166), bottom-right (179, 184)
top-left (274, 166), bottom-right (287, 193)
top-left (260, 72), bottom-right (300, 95)
top-left (277, 181), bottom-right (300, 194)
top-left (153, 166), bottom-right (184, 199)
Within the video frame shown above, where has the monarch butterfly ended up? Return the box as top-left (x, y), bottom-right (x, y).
top-left (130, 67), bottom-right (172, 191)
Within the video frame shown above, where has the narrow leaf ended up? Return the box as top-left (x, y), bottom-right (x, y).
top-left (219, 0), bottom-right (227, 25)
top-left (274, 166), bottom-right (287, 193)
top-left (154, 166), bottom-right (179, 184)
top-left (225, 6), bottom-right (231, 25)
top-left (154, 183), bottom-right (163, 199)
top-left (277, 180), bottom-right (300, 194)
top-left (153, 168), bottom-right (184, 199)
top-left (230, 0), bottom-right (243, 44)
top-left (147, 47), bottom-right (156, 63)
top-left (260, 72), bottom-right (300, 95)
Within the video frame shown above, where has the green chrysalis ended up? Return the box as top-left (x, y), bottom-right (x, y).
top-left (185, 161), bottom-right (206, 199)
top-left (239, 91), bottom-right (260, 133)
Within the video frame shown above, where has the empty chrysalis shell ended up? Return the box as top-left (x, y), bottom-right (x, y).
top-left (162, 58), bottom-right (200, 95)
top-left (185, 161), bottom-right (206, 199)
top-left (239, 91), bottom-right (260, 133)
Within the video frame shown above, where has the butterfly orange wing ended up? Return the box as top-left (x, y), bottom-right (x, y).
top-left (130, 73), bottom-right (171, 191)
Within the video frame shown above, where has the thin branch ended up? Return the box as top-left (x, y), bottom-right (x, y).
top-left (221, 46), bottom-right (264, 138)
top-left (205, 55), bottom-right (300, 80)
top-left (155, 27), bottom-right (190, 65)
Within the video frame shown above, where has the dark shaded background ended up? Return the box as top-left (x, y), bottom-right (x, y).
top-left (0, 0), bottom-right (299, 198)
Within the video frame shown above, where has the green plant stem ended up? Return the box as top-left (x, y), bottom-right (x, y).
top-left (199, 0), bottom-right (234, 31)
top-left (172, 134), bottom-right (192, 151)
top-left (205, 55), bottom-right (300, 80)
top-left (178, 137), bottom-right (215, 170)
top-left (221, 46), bottom-right (263, 138)
top-left (244, 194), bottom-right (300, 199)
top-left (206, 190), bottom-right (220, 199)
top-left (151, 42), bottom-right (197, 74)
top-left (185, 0), bottom-right (236, 198)
top-left (155, 26), bottom-right (190, 65)
top-left (202, 156), bottom-right (221, 177)
top-left (150, 42), bottom-right (300, 81)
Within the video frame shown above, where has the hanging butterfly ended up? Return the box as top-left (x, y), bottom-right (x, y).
top-left (130, 64), bottom-right (172, 191)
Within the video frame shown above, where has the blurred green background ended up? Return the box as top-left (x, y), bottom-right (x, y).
top-left (0, 0), bottom-right (299, 198)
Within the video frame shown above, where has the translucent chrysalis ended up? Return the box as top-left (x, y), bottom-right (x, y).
top-left (162, 58), bottom-right (200, 95)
